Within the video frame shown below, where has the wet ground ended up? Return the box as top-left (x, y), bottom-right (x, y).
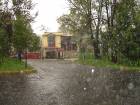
top-left (0, 59), bottom-right (140, 105)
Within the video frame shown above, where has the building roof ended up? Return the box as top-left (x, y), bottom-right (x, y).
top-left (42, 32), bottom-right (72, 37)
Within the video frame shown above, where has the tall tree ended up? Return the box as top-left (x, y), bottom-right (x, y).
top-left (28, 33), bottom-right (40, 52)
top-left (0, 0), bottom-right (14, 56)
top-left (0, 0), bottom-right (38, 65)
top-left (12, 0), bottom-right (35, 60)
top-left (58, 0), bottom-right (140, 65)
top-left (102, 0), bottom-right (140, 63)
top-left (58, 0), bottom-right (105, 59)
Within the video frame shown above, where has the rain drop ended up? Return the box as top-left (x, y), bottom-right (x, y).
top-left (91, 69), bottom-right (95, 73)
top-left (84, 87), bottom-right (87, 90)
top-left (128, 83), bottom-right (134, 90)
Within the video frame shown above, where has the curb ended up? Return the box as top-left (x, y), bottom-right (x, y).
top-left (0, 69), bottom-right (37, 75)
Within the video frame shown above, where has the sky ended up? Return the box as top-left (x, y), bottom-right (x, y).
top-left (31, 0), bottom-right (69, 35)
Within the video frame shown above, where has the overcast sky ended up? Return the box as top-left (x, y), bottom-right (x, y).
top-left (31, 0), bottom-right (69, 35)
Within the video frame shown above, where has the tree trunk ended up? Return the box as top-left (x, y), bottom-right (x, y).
top-left (93, 40), bottom-right (100, 59)
top-left (110, 0), bottom-right (118, 63)
top-left (25, 50), bottom-right (27, 68)
top-left (17, 51), bottom-right (22, 61)
top-left (93, 0), bottom-right (104, 59)
top-left (105, 0), bottom-right (118, 63)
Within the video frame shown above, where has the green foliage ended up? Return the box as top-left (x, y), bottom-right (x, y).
top-left (0, 0), bottom-right (38, 61)
top-left (28, 33), bottom-right (40, 52)
top-left (113, 0), bottom-right (140, 61)
top-left (57, 0), bottom-right (93, 35)
top-left (0, 28), bottom-right (6, 52)
top-left (0, 58), bottom-right (27, 71)
top-left (0, 58), bottom-right (35, 74)
top-left (13, 16), bottom-right (33, 51)
top-left (0, 0), bottom-right (39, 72)
top-left (12, 0), bottom-right (36, 53)
top-left (78, 54), bottom-right (140, 71)
top-left (58, 0), bottom-right (140, 67)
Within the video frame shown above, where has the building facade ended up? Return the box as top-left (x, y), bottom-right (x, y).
top-left (41, 32), bottom-right (76, 58)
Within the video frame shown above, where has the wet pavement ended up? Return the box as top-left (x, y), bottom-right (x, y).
top-left (0, 59), bottom-right (140, 105)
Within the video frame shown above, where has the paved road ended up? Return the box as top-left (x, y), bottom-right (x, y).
top-left (0, 59), bottom-right (140, 105)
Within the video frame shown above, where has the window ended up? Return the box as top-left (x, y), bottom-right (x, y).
top-left (48, 34), bottom-right (55, 47)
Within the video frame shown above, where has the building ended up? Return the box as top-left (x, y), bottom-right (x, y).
top-left (41, 32), bottom-right (77, 58)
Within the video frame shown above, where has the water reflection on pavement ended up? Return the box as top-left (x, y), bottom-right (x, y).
top-left (0, 59), bottom-right (140, 105)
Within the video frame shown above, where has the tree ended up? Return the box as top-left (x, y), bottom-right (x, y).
top-left (13, 16), bottom-right (31, 53)
top-left (28, 33), bottom-right (40, 52)
top-left (12, 0), bottom-right (35, 61)
top-left (58, 0), bottom-right (140, 65)
top-left (115, 0), bottom-right (140, 61)
top-left (0, 0), bottom-right (14, 56)
top-left (0, 0), bottom-right (38, 66)
top-left (58, 0), bottom-right (105, 59)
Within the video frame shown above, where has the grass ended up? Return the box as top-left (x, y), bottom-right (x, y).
top-left (0, 58), bottom-right (36, 74)
top-left (78, 53), bottom-right (140, 71)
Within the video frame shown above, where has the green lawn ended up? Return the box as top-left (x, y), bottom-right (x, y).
top-left (78, 53), bottom-right (140, 71)
top-left (0, 58), bottom-right (36, 74)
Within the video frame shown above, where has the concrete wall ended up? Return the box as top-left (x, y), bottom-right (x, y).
top-left (42, 36), bottom-right (48, 48)
top-left (42, 35), bottom-right (61, 48)
top-left (55, 35), bottom-right (61, 48)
